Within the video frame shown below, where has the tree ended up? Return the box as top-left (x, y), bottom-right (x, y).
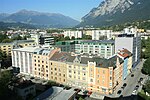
top-left (145, 80), bottom-right (150, 94)
top-left (71, 36), bottom-right (75, 40)
top-left (142, 58), bottom-right (150, 75)
top-left (2, 39), bottom-right (13, 43)
top-left (64, 36), bottom-right (70, 40)
top-left (0, 33), bottom-right (8, 42)
top-left (0, 70), bottom-right (13, 98)
top-left (12, 35), bottom-right (22, 40)
top-left (82, 34), bottom-right (92, 40)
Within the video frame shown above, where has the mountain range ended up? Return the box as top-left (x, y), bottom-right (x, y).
top-left (79, 0), bottom-right (150, 27)
top-left (0, 10), bottom-right (79, 28)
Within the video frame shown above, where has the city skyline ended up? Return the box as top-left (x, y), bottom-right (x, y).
top-left (0, 0), bottom-right (102, 21)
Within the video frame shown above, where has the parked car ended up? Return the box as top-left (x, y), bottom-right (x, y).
top-left (121, 83), bottom-right (127, 89)
top-left (117, 90), bottom-right (122, 94)
top-left (139, 77), bottom-right (143, 81)
top-left (131, 74), bottom-right (134, 77)
top-left (134, 85), bottom-right (139, 90)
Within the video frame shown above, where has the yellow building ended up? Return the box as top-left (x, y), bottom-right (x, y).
top-left (33, 48), bottom-right (60, 80)
top-left (86, 56), bottom-right (124, 94)
top-left (0, 40), bottom-right (36, 57)
top-left (0, 43), bottom-right (12, 57)
top-left (49, 51), bottom-right (69, 84)
top-left (66, 56), bottom-right (89, 89)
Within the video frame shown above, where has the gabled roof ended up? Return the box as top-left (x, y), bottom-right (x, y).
top-left (50, 51), bottom-right (71, 62)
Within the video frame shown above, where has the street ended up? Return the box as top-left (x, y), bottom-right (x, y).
top-left (113, 59), bottom-right (147, 97)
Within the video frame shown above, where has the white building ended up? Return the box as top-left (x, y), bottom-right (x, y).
top-left (63, 30), bottom-right (83, 39)
top-left (92, 30), bottom-right (112, 40)
top-left (12, 46), bottom-right (38, 75)
top-left (28, 34), bottom-right (54, 45)
top-left (115, 27), bottom-right (141, 67)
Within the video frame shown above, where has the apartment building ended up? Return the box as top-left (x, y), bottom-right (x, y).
top-left (29, 34), bottom-right (54, 45)
top-left (54, 40), bottom-right (79, 52)
top-left (49, 52), bottom-right (69, 84)
top-left (0, 43), bottom-right (12, 57)
top-left (0, 40), bottom-right (36, 57)
top-left (65, 55), bottom-right (124, 94)
top-left (117, 48), bottom-right (132, 79)
top-left (11, 45), bottom-right (132, 95)
top-left (92, 30), bottom-right (112, 40)
top-left (66, 56), bottom-right (89, 89)
top-left (12, 46), bottom-right (38, 75)
top-left (75, 40), bottom-right (115, 58)
top-left (33, 48), bottom-right (53, 80)
top-left (115, 27), bottom-right (141, 67)
top-left (63, 30), bottom-right (83, 39)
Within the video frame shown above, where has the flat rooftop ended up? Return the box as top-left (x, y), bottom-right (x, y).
top-left (81, 40), bottom-right (114, 44)
top-left (12, 46), bottom-right (39, 52)
top-left (35, 86), bottom-right (76, 100)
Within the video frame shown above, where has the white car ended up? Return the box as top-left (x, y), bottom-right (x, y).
top-left (132, 90), bottom-right (137, 95)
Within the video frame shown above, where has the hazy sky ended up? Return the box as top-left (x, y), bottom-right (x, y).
top-left (0, 0), bottom-right (103, 21)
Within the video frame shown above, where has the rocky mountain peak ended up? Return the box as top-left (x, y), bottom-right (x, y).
top-left (79, 0), bottom-right (150, 27)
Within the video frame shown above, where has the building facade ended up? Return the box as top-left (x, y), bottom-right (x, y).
top-left (75, 40), bottom-right (115, 58)
top-left (12, 47), bottom-right (38, 75)
top-left (63, 30), bottom-right (83, 39)
top-left (0, 40), bottom-right (36, 57)
top-left (92, 30), bottom-right (112, 40)
top-left (115, 30), bottom-right (141, 67)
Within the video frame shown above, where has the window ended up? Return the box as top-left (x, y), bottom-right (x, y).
top-left (90, 68), bottom-right (93, 71)
top-left (46, 66), bottom-right (48, 68)
top-left (98, 69), bottom-right (100, 73)
top-left (78, 71), bottom-right (80, 74)
top-left (110, 70), bottom-right (112, 75)
top-left (82, 68), bottom-right (85, 70)
top-left (51, 63), bottom-right (52, 65)
top-left (110, 82), bottom-right (112, 87)
top-left (42, 61), bottom-right (44, 63)
top-left (110, 77), bottom-right (112, 80)
top-left (97, 80), bottom-right (99, 83)
top-left (69, 70), bottom-right (71, 73)
top-left (78, 76), bottom-right (80, 79)
top-left (46, 74), bottom-right (48, 77)
top-left (103, 70), bottom-right (105, 74)
top-left (69, 75), bottom-right (72, 78)
top-left (90, 79), bottom-right (93, 82)
top-left (83, 77), bottom-right (86, 80)
top-left (63, 74), bottom-right (65, 77)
